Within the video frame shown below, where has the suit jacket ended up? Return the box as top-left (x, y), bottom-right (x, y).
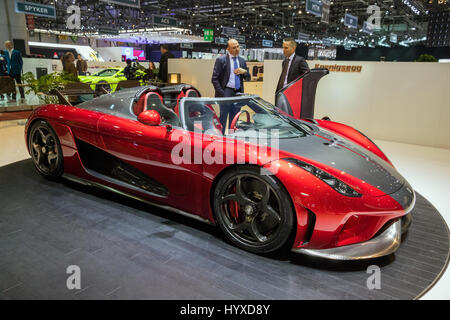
top-left (4, 49), bottom-right (23, 76)
top-left (158, 51), bottom-right (175, 83)
top-left (277, 54), bottom-right (310, 91)
top-left (211, 54), bottom-right (251, 97)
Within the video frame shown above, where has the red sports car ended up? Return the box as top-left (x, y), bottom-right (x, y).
top-left (25, 72), bottom-right (415, 260)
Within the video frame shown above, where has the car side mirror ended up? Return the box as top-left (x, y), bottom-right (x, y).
top-left (138, 110), bottom-right (161, 126)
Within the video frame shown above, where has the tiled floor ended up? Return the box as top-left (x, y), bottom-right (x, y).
top-left (0, 122), bottom-right (29, 167)
top-left (0, 122), bottom-right (449, 299)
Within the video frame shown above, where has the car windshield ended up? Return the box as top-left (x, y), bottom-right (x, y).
top-left (94, 69), bottom-right (120, 77)
top-left (180, 96), bottom-right (311, 139)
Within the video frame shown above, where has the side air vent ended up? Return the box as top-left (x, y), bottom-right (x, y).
top-left (75, 138), bottom-right (168, 197)
top-left (303, 209), bottom-right (316, 245)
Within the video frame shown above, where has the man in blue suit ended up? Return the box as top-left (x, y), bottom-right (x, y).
top-left (4, 40), bottom-right (25, 102)
top-left (211, 39), bottom-right (250, 128)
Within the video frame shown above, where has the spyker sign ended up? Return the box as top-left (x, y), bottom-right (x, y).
top-left (15, 1), bottom-right (56, 19)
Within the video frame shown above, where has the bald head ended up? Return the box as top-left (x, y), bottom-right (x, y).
top-left (227, 39), bottom-right (240, 57)
top-left (5, 41), bottom-right (13, 50)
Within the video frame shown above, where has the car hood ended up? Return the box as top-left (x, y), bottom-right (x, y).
top-left (275, 127), bottom-right (406, 196)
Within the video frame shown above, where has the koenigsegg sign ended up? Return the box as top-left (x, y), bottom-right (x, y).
top-left (314, 64), bottom-right (363, 72)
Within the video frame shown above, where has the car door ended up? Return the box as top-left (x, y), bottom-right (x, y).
top-left (275, 68), bottom-right (329, 119)
top-left (96, 114), bottom-right (192, 198)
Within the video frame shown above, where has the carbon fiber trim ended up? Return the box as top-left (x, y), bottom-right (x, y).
top-left (277, 133), bottom-right (406, 195)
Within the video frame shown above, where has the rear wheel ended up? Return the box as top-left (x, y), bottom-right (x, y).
top-left (28, 120), bottom-right (64, 180)
top-left (213, 166), bottom-right (295, 253)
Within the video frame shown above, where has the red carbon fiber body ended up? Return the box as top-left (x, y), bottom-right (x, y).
top-left (283, 78), bottom-right (303, 119)
top-left (262, 159), bottom-right (406, 249)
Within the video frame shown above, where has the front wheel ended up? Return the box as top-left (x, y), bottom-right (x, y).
top-left (28, 120), bottom-right (64, 180)
top-left (213, 166), bottom-right (295, 253)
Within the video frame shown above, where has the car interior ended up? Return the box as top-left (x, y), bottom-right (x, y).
top-left (132, 85), bottom-right (201, 127)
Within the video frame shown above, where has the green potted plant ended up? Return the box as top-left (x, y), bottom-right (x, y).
top-left (416, 54), bottom-right (438, 62)
top-left (22, 72), bottom-right (78, 104)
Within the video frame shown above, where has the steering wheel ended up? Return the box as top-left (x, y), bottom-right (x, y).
top-left (230, 110), bottom-right (251, 131)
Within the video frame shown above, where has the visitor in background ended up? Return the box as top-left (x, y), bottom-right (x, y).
top-left (76, 54), bottom-right (88, 76)
top-left (276, 38), bottom-right (310, 92)
top-left (4, 40), bottom-right (25, 102)
top-left (124, 59), bottom-right (136, 80)
top-left (144, 61), bottom-right (155, 81)
top-left (62, 52), bottom-right (78, 80)
top-left (158, 44), bottom-right (174, 83)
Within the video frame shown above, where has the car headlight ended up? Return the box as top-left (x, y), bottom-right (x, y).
top-left (284, 158), bottom-right (362, 197)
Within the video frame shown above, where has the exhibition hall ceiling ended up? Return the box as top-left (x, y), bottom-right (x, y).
top-left (29, 0), bottom-right (450, 47)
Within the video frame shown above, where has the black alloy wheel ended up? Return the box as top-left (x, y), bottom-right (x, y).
top-left (213, 166), bottom-right (295, 253)
top-left (28, 120), bottom-right (64, 180)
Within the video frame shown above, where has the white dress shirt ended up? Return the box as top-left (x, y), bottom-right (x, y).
top-left (283, 53), bottom-right (295, 86)
top-left (226, 54), bottom-right (240, 89)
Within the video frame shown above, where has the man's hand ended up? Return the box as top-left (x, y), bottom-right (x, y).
top-left (234, 68), bottom-right (247, 75)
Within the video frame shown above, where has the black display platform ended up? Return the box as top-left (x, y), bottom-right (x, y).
top-left (0, 159), bottom-right (448, 300)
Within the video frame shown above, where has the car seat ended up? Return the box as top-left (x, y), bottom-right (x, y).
top-left (135, 91), bottom-right (181, 127)
top-left (184, 102), bottom-right (222, 136)
top-left (174, 88), bottom-right (200, 116)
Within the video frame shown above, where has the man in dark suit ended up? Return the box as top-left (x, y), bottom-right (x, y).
top-left (4, 40), bottom-right (25, 102)
top-left (276, 38), bottom-right (310, 92)
top-left (158, 44), bottom-right (174, 83)
top-left (211, 39), bottom-right (250, 128)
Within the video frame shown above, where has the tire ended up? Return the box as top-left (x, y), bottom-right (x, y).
top-left (28, 120), bottom-right (64, 180)
top-left (213, 165), bottom-right (295, 253)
